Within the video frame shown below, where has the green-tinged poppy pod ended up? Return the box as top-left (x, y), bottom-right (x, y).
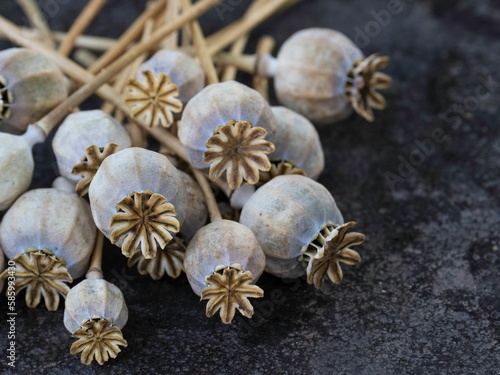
top-left (0, 48), bottom-right (69, 134)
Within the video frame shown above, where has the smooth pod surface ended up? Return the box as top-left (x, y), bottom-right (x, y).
top-left (184, 220), bottom-right (266, 296)
top-left (178, 171), bottom-right (207, 241)
top-left (0, 132), bottom-right (33, 211)
top-left (274, 28), bottom-right (363, 124)
top-left (179, 81), bottom-right (277, 169)
top-left (0, 48), bottom-right (69, 134)
top-left (64, 279), bottom-right (128, 333)
top-left (240, 175), bottom-right (343, 278)
top-left (271, 106), bottom-right (325, 179)
top-left (0, 188), bottom-right (96, 278)
top-left (52, 110), bottom-right (131, 183)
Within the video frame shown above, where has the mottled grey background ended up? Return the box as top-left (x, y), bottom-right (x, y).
top-left (0, 0), bottom-right (499, 374)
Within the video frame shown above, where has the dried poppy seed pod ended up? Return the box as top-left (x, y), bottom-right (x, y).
top-left (217, 28), bottom-right (391, 123)
top-left (0, 188), bottom-right (95, 310)
top-left (0, 48), bottom-right (69, 134)
top-left (0, 125), bottom-right (43, 211)
top-left (64, 279), bottom-right (128, 365)
top-left (89, 147), bottom-right (188, 259)
top-left (179, 81), bottom-right (277, 190)
top-left (52, 110), bottom-right (132, 197)
top-left (266, 106), bottom-right (325, 181)
top-left (184, 220), bottom-right (266, 324)
top-left (240, 175), bottom-right (365, 288)
top-left (137, 50), bottom-right (205, 107)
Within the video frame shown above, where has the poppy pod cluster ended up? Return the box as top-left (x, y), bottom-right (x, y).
top-left (0, 0), bottom-right (385, 364)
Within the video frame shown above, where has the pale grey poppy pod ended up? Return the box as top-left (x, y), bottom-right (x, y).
top-left (52, 110), bottom-right (131, 185)
top-left (0, 188), bottom-right (95, 278)
top-left (89, 147), bottom-right (188, 258)
top-left (178, 81), bottom-right (277, 170)
top-left (239, 175), bottom-right (343, 278)
top-left (271, 106), bottom-right (325, 180)
top-left (0, 48), bottom-right (69, 134)
top-left (274, 28), bottom-right (363, 124)
top-left (184, 220), bottom-right (266, 296)
top-left (64, 279), bottom-right (128, 333)
top-left (138, 50), bottom-right (205, 106)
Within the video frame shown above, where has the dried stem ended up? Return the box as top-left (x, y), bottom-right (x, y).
top-left (182, 0), bottom-right (219, 85)
top-left (89, 0), bottom-right (167, 73)
top-left (16, 0), bottom-right (56, 48)
top-left (206, 0), bottom-right (294, 55)
top-left (58, 0), bottom-right (108, 56)
top-left (0, 28), bottom-right (117, 51)
top-left (162, 0), bottom-right (180, 49)
top-left (191, 168), bottom-right (222, 222)
top-left (253, 36), bottom-right (275, 101)
top-left (220, 0), bottom-right (266, 81)
top-left (23, 0), bottom-right (221, 135)
top-left (73, 49), bottom-right (98, 67)
top-left (86, 231), bottom-right (104, 280)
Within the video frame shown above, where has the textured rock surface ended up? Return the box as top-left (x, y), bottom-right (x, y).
top-left (0, 0), bottom-right (499, 373)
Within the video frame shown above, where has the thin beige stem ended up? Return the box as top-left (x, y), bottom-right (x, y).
top-left (253, 36), bottom-right (275, 101)
top-left (182, 0), bottom-right (218, 85)
top-left (86, 231), bottom-right (104, 280)
top-left (206, 0), bottom-right (294, 55)
top-left (58, 0), bottom-right (108, 56)
top-left (162, 0), bottom-right (180, 49)
top-left (214, 53), bottom-right (257, 74)
top-left (191, 168), bottom-right (222, 222)
top-left (89, 0), bottom-right (167, 74)
top-left (221, 36), bottom-right (248, 82)
top-left (73, 48), bottom-right (98, 67)
top-left (126, 19), bottom-right (154, 147)
top-left (32, 0), bottom-right (222, 135)
top-left (220, 0), bottom-right (265, 82)
top-left (16, 0), bottom-right (55, 48)
top-left (0, 28), bottom-right (116, 51)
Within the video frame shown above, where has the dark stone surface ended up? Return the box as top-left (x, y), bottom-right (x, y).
top-left (1, 0), bottom-right (500, 374)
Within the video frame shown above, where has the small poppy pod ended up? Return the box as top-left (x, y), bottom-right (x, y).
top-left (64, 279), bottom-right (128, 366)
top-left (0, 188), bottom-right (96, 310)
top-left (137, 50), bottom-right (205, 107)
top-left (0, 127), bottom-right (40, 211)
top-left (52, 110), bottom-right (132, 197)
top-left (267, 106), bottom-right (325, 181)
top-left (184, 220), bottom-right (266, 324)
top-left (89, 147), bottom-right (188, 259)
top-left (0, 48), bottom-right (69, 134)
top-left (178, 81), bottom-right (277, 190)
top-left (240, 175), bottom-right (365, 288)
